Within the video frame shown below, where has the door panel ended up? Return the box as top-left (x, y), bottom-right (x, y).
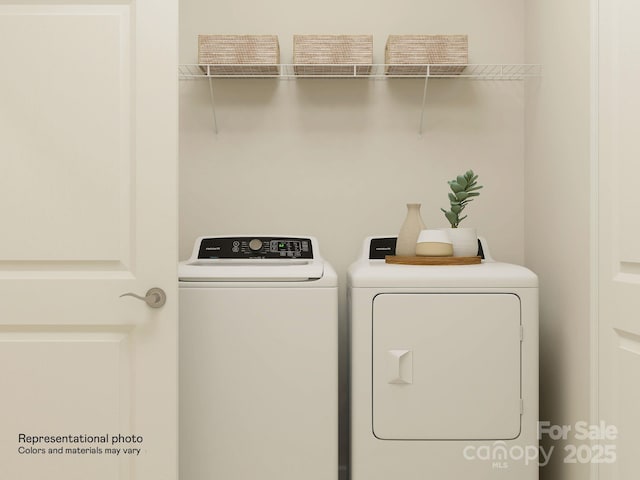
top-left (0, 5), bottom-right (131, 265)
top-left (613, 332), bottom-right (640, 479)
top-left (0, 329), bottom-right (131, 480)
top-left (598, 0), bottom-right (640, 478)
top-left (0, 1), bottom-right (177, 479)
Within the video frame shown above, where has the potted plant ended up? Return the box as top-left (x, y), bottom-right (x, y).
top-left (440, 170), bottom-right (483, 256)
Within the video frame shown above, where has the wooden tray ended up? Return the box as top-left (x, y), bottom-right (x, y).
top-left (385, 255), bottom-right (481, 265)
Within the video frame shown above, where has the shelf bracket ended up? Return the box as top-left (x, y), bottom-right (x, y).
top-left (418, 70), bottom-right (429, 135)
top-left (207, 76), bottom-right (219, 134)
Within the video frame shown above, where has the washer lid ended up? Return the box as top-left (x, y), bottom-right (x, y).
top-left (178, 259), bottom-right (324, 282)
top-left (178, 235), bottom-right (326, 282)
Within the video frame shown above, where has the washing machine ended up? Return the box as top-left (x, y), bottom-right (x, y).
top-left (179, 235), bottom-right (338, 480)
top-left (348, 236), bottom-right (539, 479)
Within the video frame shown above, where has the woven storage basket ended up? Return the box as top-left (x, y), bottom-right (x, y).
top-left (198, 35), bottom-right (280, 75)
top-left (293, 35), bottom-right (373, 76)
top-left (385, 35), bottom-right (468, 75)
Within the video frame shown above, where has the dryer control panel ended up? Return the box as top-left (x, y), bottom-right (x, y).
top-left (367, 237), bottom-right (484, 259)
top-left (197, 236), bottom-right (314, 259)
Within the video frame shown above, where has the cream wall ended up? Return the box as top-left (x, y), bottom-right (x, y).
top-left (524, 1), bottom-right (591, 480)
top-left (180, 0), bottom-right (526, 476)
top-left (179, 0), bottom-right (526, 265)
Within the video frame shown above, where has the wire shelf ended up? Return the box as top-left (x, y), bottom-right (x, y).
top-left (179, 63), bottom-right (542, 80)
top-left (180, 63), bottom-right (542, 134)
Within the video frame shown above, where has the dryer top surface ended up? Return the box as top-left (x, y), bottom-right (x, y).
top-left (348, 236), bottom-right (538, 288)
top-left (348, 259), bottom-right (537, 288)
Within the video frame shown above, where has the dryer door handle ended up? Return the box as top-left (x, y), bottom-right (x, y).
top-left (387, 349), bottom-right (413, 384)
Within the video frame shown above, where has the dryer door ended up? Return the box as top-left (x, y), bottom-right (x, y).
top-left (372, 293), bottom-right (522, 440)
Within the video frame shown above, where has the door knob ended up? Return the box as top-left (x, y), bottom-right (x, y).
top-left (120, 287), bottom-right (166, 308)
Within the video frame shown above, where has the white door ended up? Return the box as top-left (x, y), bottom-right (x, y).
top-left (0, 1), bottom-right (177, 479)
top-left (598, 0), bottom-right (640, 478)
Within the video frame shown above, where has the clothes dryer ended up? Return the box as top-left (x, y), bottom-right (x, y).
top-left (179, 235), bottom-right (338, 480)
top-left (348, 236), bottom-right (538, 479)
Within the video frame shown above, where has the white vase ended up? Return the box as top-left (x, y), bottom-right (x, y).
top-left (396, 203), bottom-right (426, 256)
top-left (444, 227), bottom-right (478, 257)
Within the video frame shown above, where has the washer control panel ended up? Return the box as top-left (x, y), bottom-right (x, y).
top-left (197, 236), bottom-right (314, 259)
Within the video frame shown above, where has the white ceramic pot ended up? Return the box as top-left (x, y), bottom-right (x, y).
top-left (416, 229), bottom-right (453, 257)
top-left (442, 227), bottom-right (478, 257)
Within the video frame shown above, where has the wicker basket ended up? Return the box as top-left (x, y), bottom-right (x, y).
top-left (293, 35), bottom-right (373, 76)
top-left (198, 35), bottom-right (280, 76)
top-left (385, 35), bottom-right (468, 75)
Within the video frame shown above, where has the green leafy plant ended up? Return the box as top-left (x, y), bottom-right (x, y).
top-left (441, 170), bottom-right (483, 228)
